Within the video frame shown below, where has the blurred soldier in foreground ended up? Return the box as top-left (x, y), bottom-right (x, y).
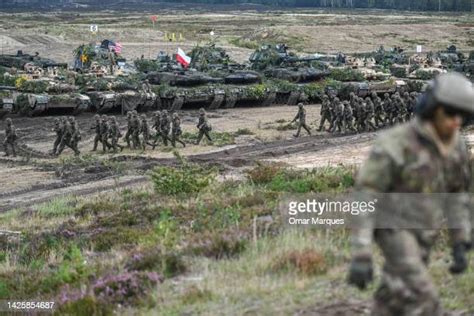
top-left (348, 73), bottom-right (473, 315)
top-left (292, 103), bottom-right (311, 137)
top-left (3, 118), bottom-right (17, 157)
top-left (196, 108), bottom-right (213, 145)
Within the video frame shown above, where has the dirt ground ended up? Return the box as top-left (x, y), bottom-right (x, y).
top-left (0, 10), bottom-right (472, 64)
top-left (1, 104), bottom-right (473, 212)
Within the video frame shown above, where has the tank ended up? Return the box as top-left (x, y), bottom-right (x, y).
top-left (248, 44), bottom-right (329, 104)
top-left (0, 87), bottom-right (14, 118)
top-left (0, 51), bottom-right (67, 70)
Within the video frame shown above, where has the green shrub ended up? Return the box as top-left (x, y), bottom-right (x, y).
top-left (329, 68), bottom-right (365, 82)
top-left (151, 158), bottom-right (216, 195)
top-left (247, 163), bottom-right (285, 184)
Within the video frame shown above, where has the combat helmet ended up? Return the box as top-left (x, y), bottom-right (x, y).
top-left (423, 72), bottom-right (474, 115)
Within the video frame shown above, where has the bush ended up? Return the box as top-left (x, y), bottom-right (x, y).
top-left (125, 247), bottom-right (186, 278)
top-left (151, 157), bottom-right (216, 195)
top-left (247, 163), bottom-right (285, 184)
top-left (271, 249), bottom-right (328, 276)
top-left (188, 231), bottom-right (247, 259)
top-left (329, 68), bottom-right (365, 82)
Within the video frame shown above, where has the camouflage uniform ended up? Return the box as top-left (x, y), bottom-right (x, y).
top-left (383, 93), bottom-right (394, 125)
top-left (123, 112), bottom-right (133, 148)
top-left (364, 97), bottom-right (376, 132)
top-left (171, 113), bottom-right (186, 148)
top-left (52, 118), bottom-right (63, 154)
top-left (150, 111), bottom-right (162, 148)
top-left (318, 94), bottom-right (331, 132)
top-left (196, 108), bottom-right (213, 145)
top-left (330, 98), bottom-right (345, 134)
top-left (349, 73), bottom-right (474, 315)
top-left (3, 118), bottom-right (17, 157)
top-left (100, 115), bottom-right (111, 152)
top-left (108, 116), bottom-right (124, 153)
top-left (293, 103), bottom-right (311, 137)
top-left (69, 117), bottom-right (81, 154)
top-left (130, 111), bottom-right (141, 149)
top-left (343, 101), bottom-right (356, 133)
top-left (91, 114), bottom-right (101, 152)
top-left (328, 96), bottom-right (337, 131)
top-left (140, 115), bottom-right (150, 151)
top-left (371, 92), bottom-right (384, 127)
top-left (355, 98), bottom-right (366, 132)
top-left (160, 110), bottom-right (171, 146)
top-left (57, 118), bottom-right (80, 156)
top-left (402, 92), bottom-right (412, 121)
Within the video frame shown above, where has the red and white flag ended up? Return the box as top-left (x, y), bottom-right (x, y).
top-left (176, 48), bottom-right (191, 68)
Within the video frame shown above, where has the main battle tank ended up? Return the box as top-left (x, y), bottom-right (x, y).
top-left (13, 79), bottom-right (90, 116)
top-left (0, 51), bottom-right (67, 70)
top-left (140, 47), bottom-right (277, 110)
top-left (249, 44), bottom-right (329, 104)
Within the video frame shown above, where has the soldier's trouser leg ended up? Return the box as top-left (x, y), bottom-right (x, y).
top-left (204, 131), bottom-right (212, 142)
top-left (295, 125), bottom-right (302, 137)
top-left (124, 129), bottom-right (131, 147)
top-left (161, 132), bottom-right (169, 146)
top-left (318, 114), bottom-right (328, 131)
top-left (2, 139), bottom-right (8, 156)
top-left (132, 132), bottom-right (140, 149)
top-left (57, 138), bottom-right (68, 155)
top-left (101, 136), bottom-right (108, 152)
top-left (53, 137), bottom-right (61, 153)
top-left (92, 135), bottom-right (100, 151)
top-left (302, 123), bottom-right (311, 136)
top-left (373, 230), bottom-right (442, 316)
top-left (196, 131), bottom-right (204, 145)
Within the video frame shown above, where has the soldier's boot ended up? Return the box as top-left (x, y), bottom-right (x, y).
top-left (179, 139), bottom-right (186, 148)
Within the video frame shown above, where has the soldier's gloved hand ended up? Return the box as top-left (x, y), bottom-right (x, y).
top-left (348, 255), bottom-right (373, 290)
top-left (449, 242), bottom-right (469, 274)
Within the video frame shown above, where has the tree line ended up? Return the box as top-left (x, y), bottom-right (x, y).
top-left (159, 0), bottom-right (472, 11)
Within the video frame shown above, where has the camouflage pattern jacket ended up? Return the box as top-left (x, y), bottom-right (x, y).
top-left (352, 118), bottom-right (472, 256)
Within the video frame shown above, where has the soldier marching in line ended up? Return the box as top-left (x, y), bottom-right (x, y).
top-left (171, 112), bottom-right (186, 148)
top-left (3, 118), bottom-right (17, 157)
top-left (343, 101), bottom-right (357, 133)
top-left (123, 111), bottom-right (133, 148)
top-left (70, 117), bottom-right (81, 154)
top-left (292, 103), bottom-right (311, 137)
top-left (130, 111), bottom-right (141, 149)
top-left (196, 108), bottom-right (213, 145)
top-left (150, 111), bottom-right (163, 149)
top-left (100, 115), bottom-right (112, 153)
top-left (91, 114), bottom-right (102, 152)
top-left (140, 114), bottom-right (150, 151)
top-left (56, 116), bottom-right (80, 156)
top-left (371, 92), bottom-right (384, 128)
top-left (52, 118), bottom-right (64, 155)
top-left (318, 94), bottom-right (331, 132)
top-left (364, 97), bottom-right (377, 132)
top-left (160, 110), bottom-right (171, 147)
top-left (348, 72), bottom-right (474, 315)
top-left (109, 116), bottom-right (124, 153)
top-left (330, 98), bottom-right (345, 134)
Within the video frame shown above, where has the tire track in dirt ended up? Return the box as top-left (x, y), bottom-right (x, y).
top-left (0, 132), bottom-right (376, 212)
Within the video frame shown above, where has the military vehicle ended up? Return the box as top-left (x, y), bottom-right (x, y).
top-left (0, 51), bottom-right (67, 70)
top-left (248, 44), bottom-right (329, 104)
top-left (12, 79), bottom-right (90, 116)
top-left (0, 87), bottom-right (14, 118)
top-left (73, 40), bottom-right (126, 71)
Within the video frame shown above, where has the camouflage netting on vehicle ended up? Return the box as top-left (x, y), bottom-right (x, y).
top-left (134, 60), bottom-right (163, 73)
top-left (15, 93), bottom-right (30, 115)
top-left (329, 68), bottom-right (365, 82)
top-left (15, 78), bottom-right (48, 93)
top-left (47, 84), bottom-right (78, 94)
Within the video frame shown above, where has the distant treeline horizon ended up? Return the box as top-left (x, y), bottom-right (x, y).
top-left (2, 0), bottom-right (472, 11)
